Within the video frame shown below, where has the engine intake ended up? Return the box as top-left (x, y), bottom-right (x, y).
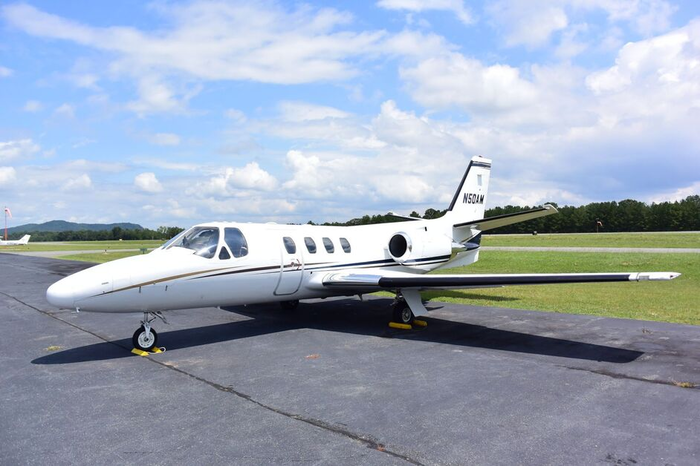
top-left (388, 232), bottom-right (412, 262)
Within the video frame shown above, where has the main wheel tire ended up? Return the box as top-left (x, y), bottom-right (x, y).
top-left (392, 303), bottom-right (414, 324)
top-left (132, 326), bottom-right (158, 351)
top-left (280, 300), bottom-right (300, 310)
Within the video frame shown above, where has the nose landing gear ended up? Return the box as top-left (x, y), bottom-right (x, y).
top-left (132, 312), bottom-right (168, 351)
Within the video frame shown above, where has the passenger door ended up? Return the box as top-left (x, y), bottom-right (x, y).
top-left (275, 235), bottom-right (304, 295)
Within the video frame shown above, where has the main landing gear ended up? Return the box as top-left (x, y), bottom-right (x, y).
top-left (132, 311), bottom-right (168, 351)
top-left (392, 297), bottom-right (415, 325)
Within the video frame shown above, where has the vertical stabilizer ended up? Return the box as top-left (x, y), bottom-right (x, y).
top-left (19, 235), bottom-right (30, 244)
top-left (446, 156), bottom-right (491, 223)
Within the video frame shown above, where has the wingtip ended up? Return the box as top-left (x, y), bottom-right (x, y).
top-left (636, 272), bottom-right (681, 281)
top-left (543, 204), bottom-right (559, 213)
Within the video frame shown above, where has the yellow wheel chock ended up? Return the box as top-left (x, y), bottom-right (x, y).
top-left (131, 347), bottom-right (165, 357)
top-left (388, 319), bottom-right (428, 330)
top-left (389, 322), bottom-right (412, 330)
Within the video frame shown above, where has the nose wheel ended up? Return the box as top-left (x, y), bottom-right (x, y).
top-left (132, 312), bottom-right (167, 351)
top-left (133, 326), bottom-right (158, 351)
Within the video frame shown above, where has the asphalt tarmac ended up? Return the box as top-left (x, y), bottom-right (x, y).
top-left (1, 254), bottom-right (698, 465)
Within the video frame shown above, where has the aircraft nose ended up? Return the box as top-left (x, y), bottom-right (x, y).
top-left (46, 278), bottom-right (75, 309)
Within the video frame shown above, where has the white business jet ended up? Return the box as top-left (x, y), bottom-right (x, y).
top-left (0, 234), bottom-right (30, 246)
top-left (46, 157), bottom-right (679, 351)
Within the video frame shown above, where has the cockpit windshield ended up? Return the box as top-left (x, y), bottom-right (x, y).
top-left (166, 226), bottom-right (220, 259)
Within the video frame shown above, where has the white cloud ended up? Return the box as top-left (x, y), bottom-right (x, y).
top-left (72, 138), bottom-right (96, 149)
top-left (0, 66), bottom-right (12, 77)
top-left (133, 158), bottom-right (202, 172)
top-left (555, 23), bottom-right (589, 59)
top-left (224, 108), bottom-right (247, 123)
top-left (579, 0), bottom-right (677, 35)
top-left (377, 0), bottom-right (474, 25)
top-left (586, 20), bottom-right (700, 94)
top-left (647, 181), bottom-right (700, 203)
top-left (61, 173), bottom-right (92, 191)
top-left (2, 2), bottom-right (386, 114)
top-left (488, 1), bottom-right (568, 48)
top-left (66, 159), bottom-right (126, 172)
top-left (0, 167), bottom-right (17, 185)
top-left (69, 72), bottom-right (99, 89)
top-left (22, 100), bottom-right (43, 112)
top-left (126, 76), bottom-right (199, 116)
top-left (487, 0), bottom-right (677, 50)
top-left (54, 103), bottom-right (75, 118)
top-left (199, 162), bottom-right (278, 196)
top-left (400, 53), bottom-right (539, 114)
top-left (135, 172), bottom-right (164, 193)
top-left (278, 101), bottom-right (350, 121)
top-left (380, 29), bottom-right (455, 58)
top-left (0, 139), bottom-right (40, 161)
top-left (148, 133), bottom-right (181, 146)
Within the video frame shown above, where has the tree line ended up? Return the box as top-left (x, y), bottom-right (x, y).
top-left (7, 195), bottom-right (698, 241)
top-left (317, 195), bottom-right (700, 234)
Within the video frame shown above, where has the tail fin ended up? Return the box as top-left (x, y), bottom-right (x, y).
top-left (446, 155), bottom-right (491, 223)
top-left (19, 235), bottom-right (30, 244)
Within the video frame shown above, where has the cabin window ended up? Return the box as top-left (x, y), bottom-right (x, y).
top-left (283, 237), bottom-right (296, 254)
top-left (219, 247), bottom-right (231, 260)
top-left (167, 226), bottom-right (219, 259)
top-left (322, 237), bottom-right (334, 253)
top-left (304, 237), bottom-right (317, 254)
top-left (224, 228), bottom-right (249, 258)
top-left (339, 237), bottom-right (351, 253)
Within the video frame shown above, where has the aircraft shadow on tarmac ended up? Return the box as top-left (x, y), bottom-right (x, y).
top-left (32, 298), bottom-right (642, 365)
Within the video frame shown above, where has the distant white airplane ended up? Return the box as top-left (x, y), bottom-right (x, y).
top-left (0, 234), bottom-right (30, 246)
top-left (46, 156), bottom-right (680, 351)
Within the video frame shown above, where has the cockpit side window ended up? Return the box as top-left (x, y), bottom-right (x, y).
top-left (304, 237), bottom-right (317, 254)
top-left (322, 237), bottom-right (334, 253)
top-left (283, 237), bottom-right (296, 254)
top-left (168, 226), bottom-right (220, 259)
top-left (219, 247), bottom-right (231, 260)
top-left (161, 230), bottom-right (186, 249)
top-left (224, 228), bottom-right (249, 258)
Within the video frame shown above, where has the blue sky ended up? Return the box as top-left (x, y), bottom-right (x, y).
top-left (1, 0), bottom-right (699, 228)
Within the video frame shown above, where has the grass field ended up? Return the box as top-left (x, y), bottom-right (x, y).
top-left (1, 240), bottom-right (163, 253)
top-left (423, 251), bottom-right (698, 325)
top-left (482, 232), bottom-right (700, 248)
top-left (60, 251), bottom-right (145, 262)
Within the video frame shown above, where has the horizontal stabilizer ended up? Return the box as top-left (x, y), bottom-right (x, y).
top-left (387, 212), bottom-right (421, 221)
top-left (454, 205), bottom-right (558, 231)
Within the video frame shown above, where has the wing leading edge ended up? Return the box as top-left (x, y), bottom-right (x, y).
top-left (321, 271), bottom-right (681, 290)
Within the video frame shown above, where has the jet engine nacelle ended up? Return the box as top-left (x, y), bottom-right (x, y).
top-left (387, 229), bottom-right (452, 265)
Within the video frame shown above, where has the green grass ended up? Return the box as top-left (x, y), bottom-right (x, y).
top-left (1, 240), bottom-right (164, 252)
top-left (483, 232), bottom-right (700, 249)
top-left (60, 251), bottom-right (145, 262)
top-left (422, 251), bottom-right (699, 325)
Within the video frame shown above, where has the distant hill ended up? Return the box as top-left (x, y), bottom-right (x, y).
top-left (7, 220), bottom-right (144, 234)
